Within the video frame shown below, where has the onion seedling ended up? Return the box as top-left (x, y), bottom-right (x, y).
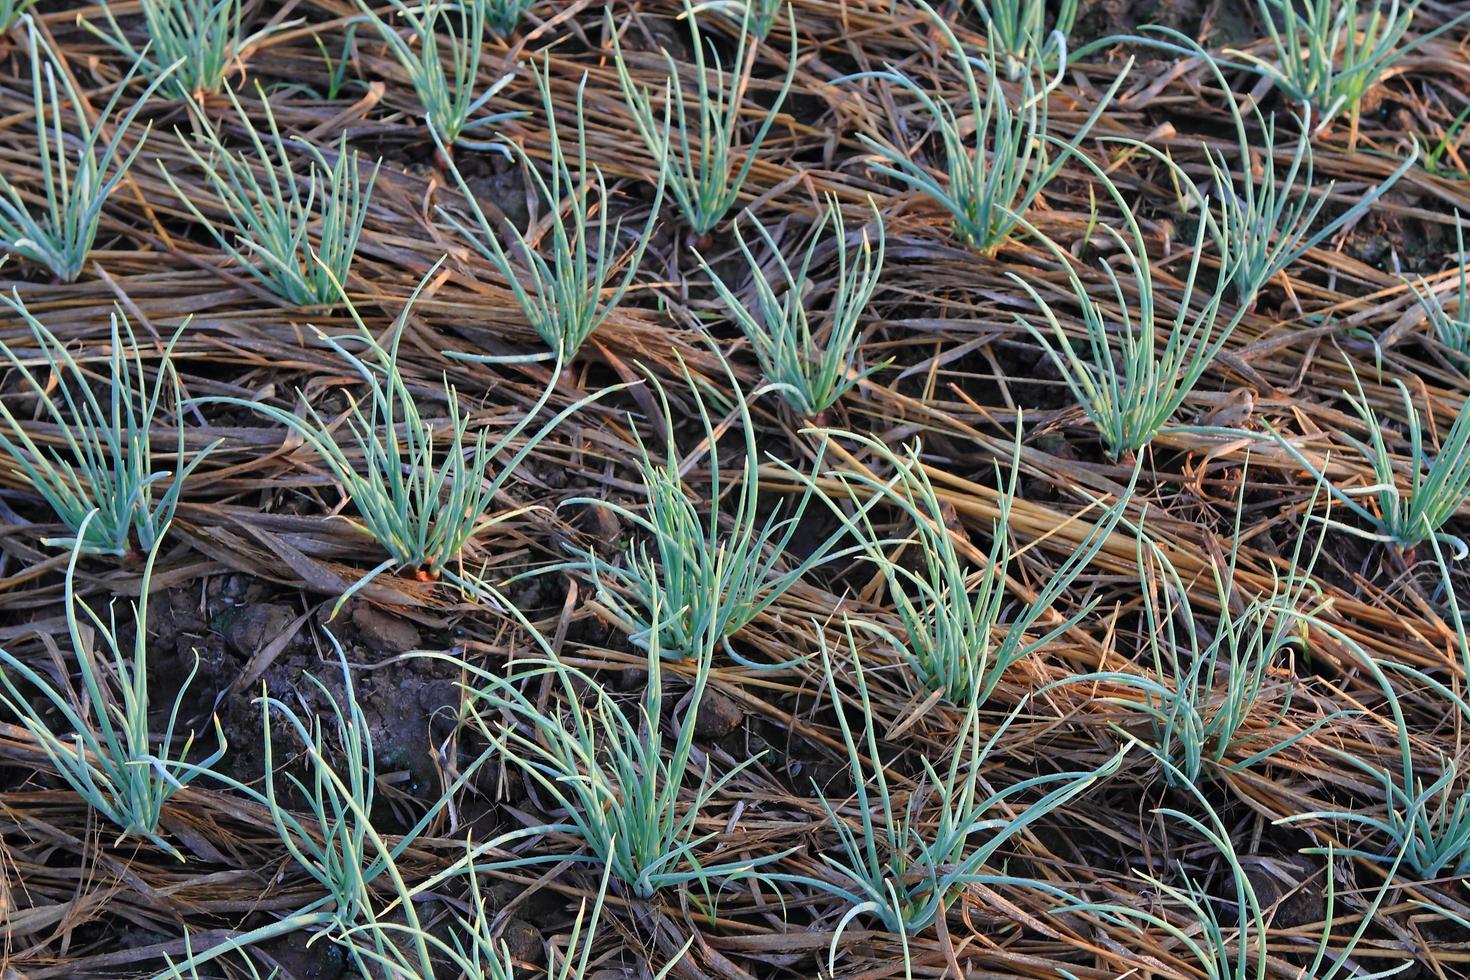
top-left (0, 291), bottom-right (215, 557)
top-left (359, 0), bottom-right (521, 152)
top-left (0, 21), bottom-right (176, 281)
top-left (0, 514), bottom-right (224, 861)
top-left (697, 196), bottom-right (885, 417)
top-left (437, 61), bottom-right (663, 359)
top-left (611, 1), bottom-right (796, 239)
top-left (90, 0), bottom-right (285, 102)
top-left (842, 0), bottom-right (1127, 254)
top-left (205, 264), bottom-right (610, 616)
top-left (164, 83), bottom-right (378, 307)
top-left (564, 356), bottom-right (865, 665)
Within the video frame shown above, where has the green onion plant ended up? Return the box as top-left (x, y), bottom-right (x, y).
top-left (1227, 0), bottom-right (1468, 138)
top-left (156, 633), bottom-right (517, 979)
top-left (1124, 504), bottom-right (1332, 786)
top-left (684, 0), bottom-right (785, 39)
top-left (804, 425), bottom-right (1134, 705)
top-left (1145, 28), bottom-right (1415, 308)
top-left (447, 603), bottom-right (782, 900)
top-left (1010, 148), bottom-right (1244, 458)
top-left (611, 1), bottom-right (796, 238)
top-left (1206, 106), bottom-right (1415, 307)
top-left (350, 850), bottom-right (528, 980)
top-left (697, 196), bottom-right (885, 417)
top-left (346, 857), bottom-right (692, 980)
top-left (1278, 619), bottom-right (1470, 886)
top-left (842, 0), bottom-right (1127, 254)
top-left (1350, 752), bottom-right (1470, 882)
top-left (563, 358), bottom-right (865, 665)
top-left (1046, 480), bottom-right (1343, 786)
top-left (253, 643), bottom-right (435, 975)
top-left (359, 0), bottom-right (520, 151)
top-left (1411, 214), bottom-right (1470, 359)
top-left (1267, 364), bottom-right (1470, 552)
top-left (0, 22), bottom-right (175, 281)
top-left (481, 0), bottom-right (535, 35)
top-left (90, 0), bottom-right (286, 102)
top-left (0, 291), bottom-right (215, 557)
top-left (164, 83), bottom-right (378, 306)
top-left (813, 622), bottom-right (1126, 969)
top-left (972, 0), bottom-right (1077, 77)
top-left (0, 514), bottom-right (224, 861)
top-left (437, 62), bottom-right (663, 358)
top-left (206, 265), bottom-right (608, 615)
top-left (1078, 745), bottom-right (1409, 980)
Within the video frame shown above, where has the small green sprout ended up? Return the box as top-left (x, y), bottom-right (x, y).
top-left (1079, 744), bottom-right (1410, 980)
top-left (1279, 621), bottom-right (1470, 886)
top-left (157, 633), bottom-right (511, 978)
